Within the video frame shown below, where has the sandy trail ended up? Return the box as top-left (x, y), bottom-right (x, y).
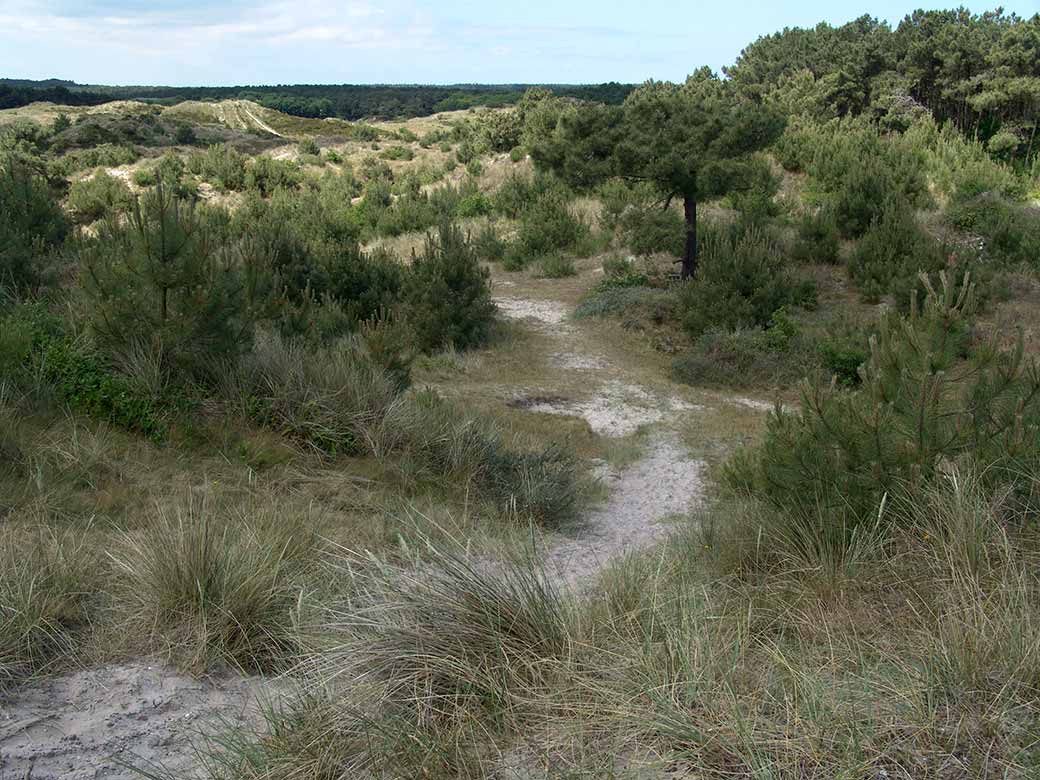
top-left (493, 292), bottom-right (707, 586)
top-left (2, 284), bottom-right (710, 779)
top-left (0, 661), bottom-right (278, 780)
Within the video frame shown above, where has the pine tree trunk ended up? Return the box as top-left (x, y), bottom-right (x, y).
top-left (682, 195), bottom-right (698, 280)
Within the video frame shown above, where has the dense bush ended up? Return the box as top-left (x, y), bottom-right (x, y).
top-left (245, 155), bottom-right (301, 196)
top-left (79, 184), bottom-right (250, 380)
top-left (673, 323), bottom-right (809, 389)
top-left (403, 223), bottom-right (495, 353)
top-left (620, 204), bottom-right (685, 256)
top-left (187, 144), bottom-right (247, 191)
top-left (0, 157), bottom-right (67, 293)
top-left (790, 207), bottom-right (841, 264)
top-left (726, 273), bottom-right (1040, 534)
top-left (678, 224), bottom-right (817, 337)
top-left (948, 194), bottom-right (1040, 268)
top-left (66, 170), bottom-right (133, 222)
top-left (510, 190), bottom-right (589, 266)
top-left (847, 201), bottom-right (956, 306)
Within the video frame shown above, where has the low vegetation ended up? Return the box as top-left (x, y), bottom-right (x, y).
top-left (2, 6), bottom-right (1040, 778)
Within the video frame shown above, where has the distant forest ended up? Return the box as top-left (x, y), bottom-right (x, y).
top-left (0, 79), bottom-right (635, 119)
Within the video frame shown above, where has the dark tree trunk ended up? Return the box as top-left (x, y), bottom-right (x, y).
top-left (681, 195), bottom-right (698, 280)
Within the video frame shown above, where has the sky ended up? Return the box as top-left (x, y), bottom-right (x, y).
top-left (1, 0), bottom-right (1038, 87)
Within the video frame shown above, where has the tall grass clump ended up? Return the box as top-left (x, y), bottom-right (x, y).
top-left (228, 331), bottom-right (399, 456)
top-left (110, 499), bottom-right (317, 672)
top-left (0, 527), bottom-right (96, 686)
top-left (379, 393), bottom-right (582, 528)
top-left (326, 541), bottom-right (574, 724)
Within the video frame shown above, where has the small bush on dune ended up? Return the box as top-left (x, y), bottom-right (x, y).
top-left (246, 155), bottom-right (301, 196)
top-left (726, 273), bottom-right (1040, 538)
top-left (620, 204), bottom-right (685, 257)
top-left (678, 224), bottom-right (816, 338)
top-left (791, 207), bottom-right (840, 265)
top-left (847, 199), bottom-right (953, 305)
top-left (67, 170), bottom-right (134, 223)
top-left (536, 254), bottom-right (576, 278)
top-left (469, 220), bottom-right (506, 263)
top-left (80, 183), bottom-right (250, 381)
top-left (948, 194), bottom-right (1040, 268)
top-left (379, 145), bottom-right (414, 161)
top-left (403, 223), bottom-right (495, 353)
top-left (111, 499), bottom-right (316, 672)
top-left (187, 144), bottom-right (247, 191)
top-left (574, 285), bottom-right (674, 321)
top-left (0, 157), bottom-right (67, 294)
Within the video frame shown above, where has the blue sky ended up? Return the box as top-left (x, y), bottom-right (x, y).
top-left (1, 1), bottom-right (1037, 86)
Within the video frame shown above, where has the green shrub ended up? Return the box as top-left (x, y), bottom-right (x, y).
top-left (493, 172), bottom-right (556, 218)
top-left (574, 285), bottom-right (674, 320)
top-left (726, 273), bottom-right (1040, 534)
top-left (403, 223), bottom-right (495, 353)
top-left (67, 170), bottom-right (134, 223)
top-left (39, 334), bottom-right (167, 439)
top-left (678, 224), bottom-right (817, 337)
top-left (0, 157), bottom-right (67, 294)
top-left (298, 138), bottom-right (320, 157)
top-left (515, 191), bottom-right (589, 259)
top-left (948, 194), bottom-right (1040, 268)
top-left (509, 146), bottom-right (525, 162)
top-left (187, 144), bottom-right (247, 191)
top-left (729, 155), bottom-right (782, 225)
top-left (173, 124), bottom-right (197, 145)
top-left (131, 168), bottom-right (156, 187)
top-left (79, 183), bottom-right (249, 381)
top-left (379, 145), bottom-right (414, 161)
top-left (620, 204), bottom-right (685, 256)
top-left (469, 221), bottom-right (507, 263)
top-left (847, 201), bottom-right (951, 306)
top-left (455, 190), bottom-right (491, 218)
top-left (673, 326), bottom-right (808, 389)
top-left (791, 207), bottom-right (841, 264)
top-left (246, 155), bottom-right (301, 196)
